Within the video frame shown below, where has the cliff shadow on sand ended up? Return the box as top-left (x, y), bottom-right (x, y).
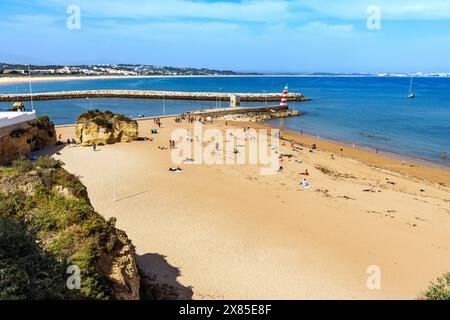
top-left (137, 253), bottom-right (193, 300)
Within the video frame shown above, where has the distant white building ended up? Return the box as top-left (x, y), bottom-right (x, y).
top-left (0, 111), bottom-right (36, 129)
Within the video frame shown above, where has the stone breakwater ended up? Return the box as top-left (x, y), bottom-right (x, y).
top-left (0, 90), bottom-right (310, 102)
top-left (192, 105), bottom-right (302, 122)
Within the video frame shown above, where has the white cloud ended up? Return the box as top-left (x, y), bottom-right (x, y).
top-left (296, 0), bottom-right (450, 20)
top-left (299, 22), bottom-right (354, 33)
top-left (38, 0), bottom-right (291, 22)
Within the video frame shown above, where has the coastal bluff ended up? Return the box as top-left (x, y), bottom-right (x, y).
top-left (75, 110), bottom-right (138, 146)
top-left (0, 115), bottom-right (56, 165)
top-left (0, 89), bottom-right (310, 102)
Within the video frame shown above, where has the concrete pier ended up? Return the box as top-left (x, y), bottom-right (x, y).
top-left (0, 89), bottom-right (310, 103)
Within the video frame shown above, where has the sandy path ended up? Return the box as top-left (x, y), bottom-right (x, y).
top-left (51, 118), bottom-right (450, 300)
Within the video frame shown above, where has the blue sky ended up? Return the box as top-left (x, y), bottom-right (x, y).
top-left (1, 0), bottom-right (450, 73)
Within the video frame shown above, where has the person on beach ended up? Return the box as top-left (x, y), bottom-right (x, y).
top-left (300, 179), bottom-right (310, 189)
top-left (93, 143), bottom-right (97, 151)
top-left (340, 148), bottom-right (343, 157)
top-left (67, 139), bottom-right (71, 146)
top-left (300, 169), bottom-right (309, 176)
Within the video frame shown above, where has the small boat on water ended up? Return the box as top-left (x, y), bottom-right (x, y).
top-left (407, 76), bottom-right (415, 98)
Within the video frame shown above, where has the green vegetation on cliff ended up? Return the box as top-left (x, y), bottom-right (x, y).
top-left (78, 109), bottom-right (136, 128)
top-left (423, 273), bottom-right (450, 300)
top-left (0, 157), bottom-right (137, 299)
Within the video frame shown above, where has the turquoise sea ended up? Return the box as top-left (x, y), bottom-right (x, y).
top-left (0, 76), bottom-right (449, 166)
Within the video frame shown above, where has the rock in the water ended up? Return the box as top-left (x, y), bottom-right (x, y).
top-left (75, 110), bottom-right (138, 146)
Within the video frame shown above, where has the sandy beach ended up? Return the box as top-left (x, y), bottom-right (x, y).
top-left (48, 117), bottom-right (450, 300)
top-left (0, 75), bottom-right (165, 85)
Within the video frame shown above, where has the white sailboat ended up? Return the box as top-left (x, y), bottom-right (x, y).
top-left (407, 76), bottom-right (415, 98)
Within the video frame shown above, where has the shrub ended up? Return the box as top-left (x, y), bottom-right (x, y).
top-left (92, 116), bottom-right (111, 128)
top-left (423, 273), bottom-right (450, 300)
top-left (11, 158), bottom-right (33, 173)
top-left (0, 216), bottom-right (72, 300)
top-left (34, 156), bottom-right (62, 169)
top-left (36, 115), bottom-right (54, 130)
top-left (0, 191), bottom-right (29, 217)
top-left (114, 114), bottom-right (133, 123)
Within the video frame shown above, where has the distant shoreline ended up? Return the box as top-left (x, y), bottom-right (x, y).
top-left (2, 74), bottom-right (449, 86)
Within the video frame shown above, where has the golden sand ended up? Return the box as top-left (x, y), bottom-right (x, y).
top-left (49, 118), bottom-right (450, 299)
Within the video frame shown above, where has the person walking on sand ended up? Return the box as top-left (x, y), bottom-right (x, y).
top-left (93, 143), bottom-right (97, 151)
top-left (340, 148), bottom-right (343, 157)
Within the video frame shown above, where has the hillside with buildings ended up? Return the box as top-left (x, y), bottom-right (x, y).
top-left (0, 63), bottom-right (241, 77)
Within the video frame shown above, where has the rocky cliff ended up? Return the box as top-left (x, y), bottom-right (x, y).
top-left (0, 157), bottom-right (140, 300)
top-left (0, 115), bottom-right (56, 165)
top-left (75, 110), bottom-right (138, 146)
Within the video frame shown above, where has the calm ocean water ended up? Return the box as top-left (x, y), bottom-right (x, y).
top-left (0, 76), bottom-right (449, 165)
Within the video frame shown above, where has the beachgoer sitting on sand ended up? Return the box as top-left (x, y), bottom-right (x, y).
top-left (278, 166), bottom-right (283, 172)
top-left (363, 188), bottom-right (381, 193)
top-left (312, 144), bottom-right (317, 150)
top-left (300, 179), bottom-right (310, 189)
top-left (300, 169), bottom-right (309, 176)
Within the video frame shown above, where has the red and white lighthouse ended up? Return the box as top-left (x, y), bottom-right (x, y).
top-left (280, 85), bottom-right (288, 108)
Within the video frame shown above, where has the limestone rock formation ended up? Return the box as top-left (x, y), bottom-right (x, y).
top-left (75, 110), bottom-right (138, 146)
top-left (98, 229), bottom-right (141, 300)
top-left (8, 102), bottom-right (25, 111)
top-left (217, 108), bottom-right (301, 122)
top-left (0, 115), bottom-right (57, 165)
